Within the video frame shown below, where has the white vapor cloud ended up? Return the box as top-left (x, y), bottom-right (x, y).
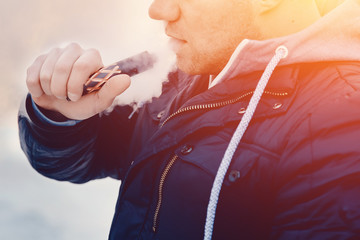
top-left (0, 0), bottom-right (173, 239)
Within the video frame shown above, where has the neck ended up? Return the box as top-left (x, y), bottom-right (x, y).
top-left (315, 0), bottom-right (345, 15)
top-left (256, 0), bottom-right (322, 39)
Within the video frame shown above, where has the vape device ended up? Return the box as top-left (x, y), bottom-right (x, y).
top-left (83, 51), bottom-right (156, 94)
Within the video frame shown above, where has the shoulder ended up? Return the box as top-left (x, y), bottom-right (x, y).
top-left (307, 61), bottom-right (360, 128)
top-left (280, 61), bottom-right (360, 159)
top-left (309, 89), bottom-right (360, 135)
top-left (294, 61), bottom-right (360, 121)
top-left (299, 61), bottom-right (360, 91)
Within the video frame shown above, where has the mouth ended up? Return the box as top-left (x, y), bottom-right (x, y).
top-left (167, 35), bottom-right (187, 53)
top-left (165, 23), bottom-right (187, 52)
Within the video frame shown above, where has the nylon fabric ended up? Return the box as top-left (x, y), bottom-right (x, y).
top-left (204, 46), bottom-right (288, 240)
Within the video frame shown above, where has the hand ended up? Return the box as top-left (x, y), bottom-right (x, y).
top-left (26, 43), bottom-right (131, 120)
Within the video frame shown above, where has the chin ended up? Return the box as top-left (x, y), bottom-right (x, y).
top-left (175, 48), bottom-right (225, 76)
top-left (176, 57), bottom-right (210, 76)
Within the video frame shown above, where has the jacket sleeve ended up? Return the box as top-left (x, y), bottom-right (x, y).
top-left (18, 94), bottom-right (138, 183)
top-left (270, 92), bottom-right (360, 239)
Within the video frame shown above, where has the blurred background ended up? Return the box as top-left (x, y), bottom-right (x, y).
top-left (0, 0), bottom-right (169, 239)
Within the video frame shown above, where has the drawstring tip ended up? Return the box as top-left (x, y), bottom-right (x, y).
top-left (276, 46), bottom-right (289, 59)
top-left (128, 101), bottom-right (146, 119)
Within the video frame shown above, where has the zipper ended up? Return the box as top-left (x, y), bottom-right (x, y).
top-left (152, 154), bottom-right (178, 232)
top-left (151, 90), bottom-right (288, 232)
top-left (161, 90), bottom-right (288, 127)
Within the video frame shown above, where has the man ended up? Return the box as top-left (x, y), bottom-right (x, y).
top-left (19, 0), bottom-right (360, 239)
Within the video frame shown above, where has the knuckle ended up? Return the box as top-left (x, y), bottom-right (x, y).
top-left (74, 61), bottom-right (89, 71)
top-left (54, 62), bottom-right (70, 75)
top-left (27, 54), bottom-right (46, 76)
top-left (67, 76), bottom-right (83, 95)
top-left (39, 71), bottom-right (51, 83)
top-left (73, 60), bottom-right (88, 72)
top-left (26, 74), bottom-right (37, 87)
top-left (67, 84), bottom-right (81, 96)
top-left (68, 42), bottom-right (81, 49)
top-left (87, 48), bottom-right (101, 57)
top-left (34, 54), bottom-right (46, 64)
top-left (94, 93), bottom-right (111, 114)
top-left (66, 42), bottom-right (82, 53)
top-left (49, 47), bottom-right (61, 56)
top-left (87, 48), bottom-right (103, 64)
top-left (93, 94), bottom-right (102, 114)
top-left (121, 74), bottom-right (131, 84)
top-left (26, 66), bottom-right (34, 79)
top-left (51, 85), bottom-right (65, 98)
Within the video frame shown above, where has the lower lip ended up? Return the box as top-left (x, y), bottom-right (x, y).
top-left (168, 37), bottom-right (186, 53)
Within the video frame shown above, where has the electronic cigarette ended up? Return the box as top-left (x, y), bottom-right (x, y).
top-left (83, 51), bottom-right (156, 95)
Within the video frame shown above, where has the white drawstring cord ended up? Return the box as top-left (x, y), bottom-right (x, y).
top-left (203, 46), bottom-right (288, 240)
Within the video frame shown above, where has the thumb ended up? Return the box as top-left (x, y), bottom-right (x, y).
top-left (92, 74), bottom-right (131, 113)
top-left (54, 74), bottom-right (130, 120)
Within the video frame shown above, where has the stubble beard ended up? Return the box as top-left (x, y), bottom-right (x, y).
top-left (178, 13), bottom-right (261, 76)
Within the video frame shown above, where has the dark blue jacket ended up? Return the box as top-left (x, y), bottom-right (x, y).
top-left (19, 60), bottom-right (360, 239)
top-left (18, 4), bottom-right (360, 237)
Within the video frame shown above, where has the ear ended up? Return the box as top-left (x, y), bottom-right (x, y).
top-left (259, 0), bottom-right (283, 13)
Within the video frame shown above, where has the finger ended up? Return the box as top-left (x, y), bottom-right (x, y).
top-left (67, 48), bottom-right (103, 102)
top-left (39, 48), bottom-right (62, 95)
top-left (92, 74), bottom-right (131, 115)
top-left (32, 94), bottom-right (58, 111)
top-left (57, 74), bottom-right (130, 120)
top-left (26, 54), bottom-right (47, 97)
top-left (51, 43), bottom-right (84, 100)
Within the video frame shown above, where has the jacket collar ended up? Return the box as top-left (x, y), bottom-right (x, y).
top-left (135, 65), bottom-right (298, 163)
top-left (210, 0), bottom-right (360, 88)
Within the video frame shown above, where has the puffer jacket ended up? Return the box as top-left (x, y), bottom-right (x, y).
top-left (18, 1), bottom-right (360, 239)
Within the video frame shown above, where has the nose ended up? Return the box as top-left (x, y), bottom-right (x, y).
top-left (148, 0), bottom-right (180, 22)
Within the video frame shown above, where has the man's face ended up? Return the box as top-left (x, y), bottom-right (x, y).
top-left (149, 0), bottom-right (260, 75)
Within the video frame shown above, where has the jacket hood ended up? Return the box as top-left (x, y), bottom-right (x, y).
top-left (210, 0), bottom-right (360, 88)
top-left (204, 2), bottom-right (360, 238)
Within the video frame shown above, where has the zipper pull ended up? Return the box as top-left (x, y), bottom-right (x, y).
top-left (128, 101), bottom-right (146, 119)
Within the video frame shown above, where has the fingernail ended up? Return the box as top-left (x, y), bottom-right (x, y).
top-left (67, 92), bottom-right (80, 102)
top-left (56, 95), bottom-right (67, 100)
